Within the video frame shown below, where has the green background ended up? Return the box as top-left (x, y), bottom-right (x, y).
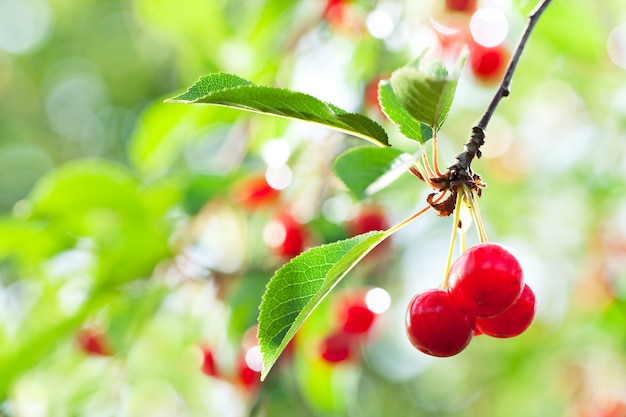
top-left (1, 0), bottom-right (626, 415)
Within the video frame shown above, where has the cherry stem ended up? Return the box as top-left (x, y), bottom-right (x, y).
top-left (432, 129), bottom-right (442, 176)
top-left (449, 0), bottom-right (553, 176)
top-left (442, 191), bottom-right (464, 290)
top-left (385, 204), bottom-right (432, 236)
top-left (463, 185), bottom-right (488, 243)
top-left (459, 224), bottom-right (467, 253)
top-left (421, 148), bottom-right (435, 178)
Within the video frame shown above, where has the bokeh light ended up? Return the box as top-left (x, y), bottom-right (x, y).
top-left (470, 7), bottom-right (509, 47)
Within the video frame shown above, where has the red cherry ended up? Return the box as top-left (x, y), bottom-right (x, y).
top-left (234, 175), bottom-right (279, 209)
top-left (201, 348), bottom-right (218, 377)
top-left (469, 43), bottom-right (509, 83)
top-left (348, 206), bottom-right (391, 258)
top-left (338, 294), bottom-right (376, 335)
top-left (447, 243), bottom-right (524, 318)
top-left (476, 284), bottom-right (536, 338)
top-left (445, 0), bottom-right (477, 13)
top-left (238, 347), bottom-right (262, 389)
top-left (265, 213), bottom-right (307, 259)
top-left (364, 76), bottom-right (386, 116)
top-left (323, 0), bottom-right (351, 26)
top-left (405, 288), bottom-right (475, 357)
top-left (76, 329), bottom-right (111, 356)
top-left (319, 331), bottom-right (353, 363)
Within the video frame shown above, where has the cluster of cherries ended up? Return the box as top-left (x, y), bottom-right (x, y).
top-left (405, 243), bottom-right (536, 357)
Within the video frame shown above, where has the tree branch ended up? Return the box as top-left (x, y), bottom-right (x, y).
top-left (447, 0), bottom-right (553, 185)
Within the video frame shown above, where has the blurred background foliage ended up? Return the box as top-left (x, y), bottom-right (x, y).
top-left (1, 0), bottom-right (626, 416)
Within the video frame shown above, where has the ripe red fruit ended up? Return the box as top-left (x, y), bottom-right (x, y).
top-left (405, 288), bottom-right (475, 357)
top-left (337, 294), bottom-right (377, 334)
top-left (76, 329), bottom-right (111, 356)
top-left (447, 242), bottom-right (524, 318)
top-left (363, 76), bottom-right (386, 116)
top-left (476, 284), bottom-right (536, 338)
top-left (319, 331), bottom-right (353, 363)
top-left (323, 0), bottom-right (354, 26)
top-left (265, 213), bottom-right (307, 259)
top-left (348, 206), bottom-right (391, 258)
top-left (349, 207), bottom-right (389, 235)
top-left (469, 43), bottom-right (509, 83)
top-left (201, 348), bottom-right (218, 377)
top-left (238, 354), bottom-right (261, 389)
top-left (234, 175), bottom-right (279, 209)
top-left (445, 0), bottom-right (477, 13)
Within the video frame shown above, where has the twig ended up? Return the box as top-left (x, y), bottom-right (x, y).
top-left (447, 0), bottom-right (553, 183)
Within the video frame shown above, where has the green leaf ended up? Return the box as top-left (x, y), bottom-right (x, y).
top-left (379, 80), bottom-right (428, 143)
top-left (258, 231), bottom-right (387, 380)
top-left (166, 73), bottom-right (389, 146)
top-left (389, 60), bottom-right (458, 130)
top-left (333, 146), bottom-right (408, 199)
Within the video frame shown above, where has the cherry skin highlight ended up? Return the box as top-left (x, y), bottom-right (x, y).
top-left (447, 242), bottom-right (524, 318)
top-left (476, 284), bottom-right (536, 338)
top-left (405, 288), bottom-right (475, 357)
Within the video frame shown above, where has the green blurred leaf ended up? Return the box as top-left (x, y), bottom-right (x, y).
top-left (389, 60), bottom-right (458, 130)
top-left (166, 73), bottom-right (389, 146)
top-left (27, 160), bottom-right (174, 284)
top-left (258, 231), bottom-right (387, 380)
top-left (333, 146), bottom-right (408, 199)
top-left (128, 100), bottom-right (232, 177)
top-left (182, 173), bottom-right (238, 215)
top-left (0, 218), bottom-right (71, 263)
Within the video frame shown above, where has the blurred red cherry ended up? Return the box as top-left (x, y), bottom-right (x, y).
top-left (469, 42), bottom-right (509, 83)
top-left (234, 174), bottom-right (279, 209)
top-left (201, 347), bottom-right (218, 377)
top-left (445, 0), bottom-right (477, 13)
top-left (337, 292), bottom-right (377, 335)
top-left (319, 331), bottom-right (353, 363)
top-left (265, 212), bottom-right (308, 259)
top-left (76, 328), bottom-right (111, 356)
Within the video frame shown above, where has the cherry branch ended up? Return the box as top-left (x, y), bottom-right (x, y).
top-left (447, 0), bottom-right (553, 184)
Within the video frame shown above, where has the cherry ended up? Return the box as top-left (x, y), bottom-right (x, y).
top-left (363, 76), bottom-right (385, 116)
top-left (445, 0), bottom-right (477, 13)
top-left (234, 175), bottom-right (279, 209)
top-left (476, 284), bottom-right (536, 338)
top-left (264, 212), bottom-right (307, 259)
top-left (322, 0), bottom-right (354, 27)
top-left (405, 288), bottom-right (475, 357)
top-left (469, 43), bottom-right (509, 83)
top-left (76, 328), bottom-right (111, 356)
top-left (447, 242), bottom-right (524, 318)
top-left (201, 347), bottom-right (218, 377)
top-left (349, 208), bottom-right (389, 235)
top-left (237, 353), bottom-right (261, 389)
top-left (319, 331), bottom-right (353, 363)
top-left (337, 293), bottom-right (377, 335)
top-left (347, 205), bottom-right (391, 257)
